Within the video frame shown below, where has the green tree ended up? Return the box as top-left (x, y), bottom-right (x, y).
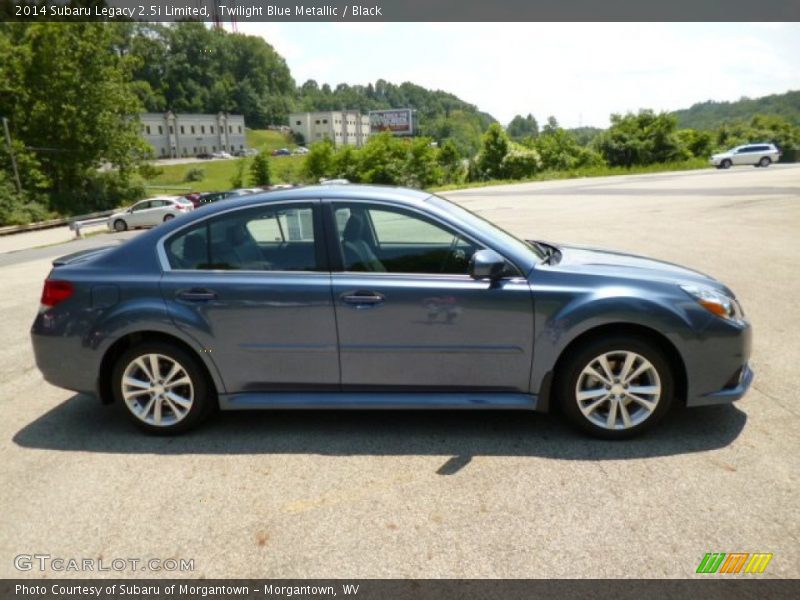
top-left (507, 114), bottom-right (539, 139)
top-left (437, 140), bottom-right (464, 183)
top-left (594, 110), bottom-right (689, 167)
top-left (357, 133), bottom-right (406, 184)
top-left (301, 140), bottom-right (335, 183)
top-left (475, 123), bottom-right (510, 180)
top-left (331, 145), bottom-right (361, 182)
top-left (0, 23), bottom-right (148, 213)
top-left (533, 124), bottom-right (605, 170)
top-left (249, 151), bottom-right (272, 186)
top-left (230, 159), bottom-right (246, 188)
top-left (403, 137), bottom-right (443, 188)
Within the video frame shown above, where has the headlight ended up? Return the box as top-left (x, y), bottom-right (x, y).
top-left (681, 285), bottom-right (744, 322)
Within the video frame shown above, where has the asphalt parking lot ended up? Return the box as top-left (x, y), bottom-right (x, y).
top-left (1, 164), bottom-right (798, 578)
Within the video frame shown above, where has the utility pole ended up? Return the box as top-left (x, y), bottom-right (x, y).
top-left (2, 117), bottom-right (22, 194)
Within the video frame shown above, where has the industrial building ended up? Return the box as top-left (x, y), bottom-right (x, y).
top-left (140, 112), bottom-right (247, 158)
top-left (288, 111), bottom-right (371, 147)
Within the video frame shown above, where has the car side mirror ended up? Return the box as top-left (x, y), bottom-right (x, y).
top-left (469, 249), bottom-right (506, 281)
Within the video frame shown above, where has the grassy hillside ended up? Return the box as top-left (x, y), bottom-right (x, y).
top-left (143, 129), bottom-right (304, 193)
top-left (673, 90), bottom-right (800, 129)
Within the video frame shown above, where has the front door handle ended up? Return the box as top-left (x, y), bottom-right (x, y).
top-left (340, 290), bottom-right (385, 307)
top-left (177, 288), bottom-right (217, 302)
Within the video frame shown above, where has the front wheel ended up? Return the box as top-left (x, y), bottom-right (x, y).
top-left (721, 159), bottom-right (732, 169)
top-left (113, 219), bottom-right (127, 232)
top-left (112, 341), bottom-right (215, 434)
top-left (557, 336), bottom-right (674, 439)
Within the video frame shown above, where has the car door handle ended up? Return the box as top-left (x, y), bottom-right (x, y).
top-left (177, 289), bottom-right (217, 302)
top-left (340, 291), bottom-right (385, 306)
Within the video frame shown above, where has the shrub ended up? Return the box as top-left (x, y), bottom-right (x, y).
top-left (501, 145), bottom-right (542, 179)
top-left (0, 170), bottom-right (51, 226)
top-left (249, 152), bottom-right (271, 186)
top-left (229, 159), bottom-right (246, 188)
top-left (139, 163), bottom-right (164, 180)
top-left (184, 167), bottom-right (205, 183)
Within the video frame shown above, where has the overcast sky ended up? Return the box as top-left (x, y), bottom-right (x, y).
top-left (235, 22), bottom-right (800, 128)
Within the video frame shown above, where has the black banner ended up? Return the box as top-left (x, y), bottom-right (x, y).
top-left (2, 580), bottom-right (800, 600)
top-left (3, 0), bottom-right (800, 22)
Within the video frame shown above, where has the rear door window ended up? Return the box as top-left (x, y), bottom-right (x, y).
top-left (165, 204), bottom-right (321, 271)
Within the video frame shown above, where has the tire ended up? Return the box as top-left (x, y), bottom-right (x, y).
top-left (163, 214), bottom-right (175, 222)
top-left (556, 335), bottom-right (674, 440)
top-left (111, 341), bottom-right (215, 434)
top-left (721, 159), bottom-right (732, 169)
top-left (113, 219), bottom-right (127, 232)
top-left (759, 157), bottom-right (771, 168)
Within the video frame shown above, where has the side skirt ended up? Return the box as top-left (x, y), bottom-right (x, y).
top-left (219, 392), bottom-right (539, 411)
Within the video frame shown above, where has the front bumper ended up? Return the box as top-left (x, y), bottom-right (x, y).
top-left (684, 318), bottom-right (753, 407)
top-left (690, 363), bottom-right (754, 407)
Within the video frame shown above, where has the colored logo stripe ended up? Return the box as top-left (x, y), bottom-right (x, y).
top-left (697, 553), bottom-right (773, 574)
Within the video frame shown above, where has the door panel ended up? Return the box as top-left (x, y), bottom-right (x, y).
top-left (328, 201), bottom-right (534, 392)
top-left (332, 274), bottom-right (535, 391)
top-left (161, 271), bottom-right (338, 392)
top-left (159, 201), bottom-right (339, 393)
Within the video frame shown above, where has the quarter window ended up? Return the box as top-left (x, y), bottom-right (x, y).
top-left (165, 205), bottom-right (319, 272)
top-left (333, 204), bottom-right (482, 275)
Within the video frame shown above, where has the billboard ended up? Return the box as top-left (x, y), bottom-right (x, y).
top-left (369, 109), bottom-right (414, 136)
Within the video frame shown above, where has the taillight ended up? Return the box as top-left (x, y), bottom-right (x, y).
top-left (40, 280), bottom-right (74, 309)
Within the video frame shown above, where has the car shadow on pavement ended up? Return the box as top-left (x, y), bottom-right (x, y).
top-left (14, 393), bottom-right (747, 465)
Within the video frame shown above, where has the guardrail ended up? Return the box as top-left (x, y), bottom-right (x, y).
top-left (69, 210), bottom-right (115, 238)
top-left (0, 217), bottom-right (69, 237)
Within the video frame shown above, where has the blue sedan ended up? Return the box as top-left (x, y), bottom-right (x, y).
top-left (31, 185), bottom-right (752, 438)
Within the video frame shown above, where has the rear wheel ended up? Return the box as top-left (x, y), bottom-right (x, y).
top-left (113, 219), bottom-right (127, 232)
top-left (759, 157), bottom-right (771, 168)
top-left (163, 214), bottom-right (175, 222)
top-left (112, 341), bottom-right (214, 434)
top-left (721, 159), bottom-right (732, 169)
top-left (557, 336), bottom-right (674, 439)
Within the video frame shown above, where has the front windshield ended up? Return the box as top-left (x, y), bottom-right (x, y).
top-left (427, 194), bottom-right (544, 260)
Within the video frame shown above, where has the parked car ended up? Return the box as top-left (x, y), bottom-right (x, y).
top-left (272, 148), bottom-right (291, 156)
top-left (106, 197), bottom-right (193, 232)
top-left (228, 188), bottom-right (264, 196)
top-left (710, 143), bottom-right (781, 169)
top-left (293, 147), bottom-right (309, 155)
top-left (34, 185), bottom-right (752, 438)
top-left (195, 191), bottom-right (231, 205)
top-left (235, 148), bottom-right (258, 157)
top-left (195, 153), bottom-right (212, 160)
top-left (183, 193), bottom-right (202, 208)
top-left (211, 151), bottom-right (233, 159)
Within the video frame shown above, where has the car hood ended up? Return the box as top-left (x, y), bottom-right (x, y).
top-left (711, 152), bottom-right (733, 159)
top-left (547, 243), bottom-right (730, 292)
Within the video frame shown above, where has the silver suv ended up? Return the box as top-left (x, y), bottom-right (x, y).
top-left (710, 143), bottom-right (781, 169)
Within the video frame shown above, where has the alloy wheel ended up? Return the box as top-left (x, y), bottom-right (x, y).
top-left (574, 350), bottom-right (661, 430)
top-left (121, 353), bottom-right (194, 427)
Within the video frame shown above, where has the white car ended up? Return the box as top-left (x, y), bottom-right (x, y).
top-left (710, 143), bottom-right (781, 169)
top-left (293, 146), bottom-right (309, 155)
top-left (108, 197), bottom-right (193, 232)
top-left (211, 151), bottom-right (233, 159)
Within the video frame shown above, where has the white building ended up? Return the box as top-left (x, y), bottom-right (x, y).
top-left (289, 111), bottom-right (371, 148)
top-left (140, 112), bottom-right (247, 158)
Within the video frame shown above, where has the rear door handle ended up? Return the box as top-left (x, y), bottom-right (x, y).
top-left (177, 288), bottom-right (217, 302)
top-left (340, 290), bottom-right (385, 307)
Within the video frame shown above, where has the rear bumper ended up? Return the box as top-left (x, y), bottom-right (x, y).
top-left (31, 329), bottom-right (98, 395)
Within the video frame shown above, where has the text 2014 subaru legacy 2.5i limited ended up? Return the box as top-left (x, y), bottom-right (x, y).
top-left (31, 185), bottom-right (753, 439)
